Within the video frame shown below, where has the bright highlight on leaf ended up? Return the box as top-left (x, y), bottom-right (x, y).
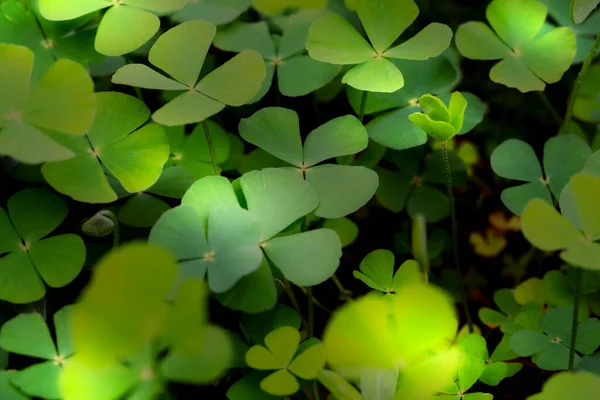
top-left (306, 0), bottom-right (453, 92)
top-left (112, 20), bottom-right (266, 126)
top-left (0, 43), bottom-right (96, 164)
top-left (455, 0), bottom-right (576, 92)
top-left (38, 0), bottom-right (188, 56)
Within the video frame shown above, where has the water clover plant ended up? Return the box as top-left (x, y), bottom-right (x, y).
top-left (510, 307), bottom-right (600, 370)
top-left (478, 288), bottom-right (523, 333)
top-left (0, 43), bottom-right (96, 164)
top-left (40, 91), bottom-right (170, 204)
top-left (522, 173), bottom-right (600, 270)
top-left (238, 107), bottom-right (379, 218)
top-left (491, 134), bottom-right (591, 215)
top-left (353, 249), bottom-right (423, 294)
top-left (408, 92), bottom-right (467, 142)
top-left (0, 307), bottom-right (74, 399)
top-left (111, 20), bottom-right (266, 126)
top-left (245, 326), bottom-right (326, 396)
top-left (455, 0), bottom-right (576, 92)
top-left (170, 0), bottom-right (252, 25)
top-left (0, 189), bottom-right (85, 304)
top-left (213, 14), bottom-right (340, 100)
top-left (38, 0), bottom-right (187, 56)
top-left (252, 0), bottom-right (326, 16)
top-left (149, 170), bottom-right (342, 294)
top-left (306, 0), bottom-right (453, 92)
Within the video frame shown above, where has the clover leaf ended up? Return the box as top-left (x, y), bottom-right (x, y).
top-left (112, 20), bottom-right (266, 126)
top-left (408, 92), bottom-right (468, 142)
top-left (0, 306), bottom-right (74, 399)
top-left (455, 0), bottom-right (576, 92)
top-left (574, 64), bottom-right (600, 122)
top-left (0, 189), bottom-right (85, 304)
top-left (0, 370), bottom-right (28, 400)
top-left (478, 289), bottom-right (523, 333)
top-left (522, 173), bottom-right (600, 270)
top-left (41, 91), bottom-right (170, 204)
top-left (353, 249), bottom-right (423, 294)
top-left (491, 135), bottom-right (591, 215)
top-left (511, 307), bottom-right (600, 370)
top-left (529, 371), bottom-right (600, 400)
top-left (543, 269), bottom-right (600, 318)
top-left (246, 326), bottom-right (326, 396)
top-left (0, 1), bottom-right (100, 83)
top-left (252, 0), bottom-right (326, 16)
top-left (306, 0), bottom-right (453, 93)
top-left (38, 0), bottom-right (187, 56)
top-left (571, 0), bottom-right (600, 23)
top-left (375, 146), bottom-right (466, 222)
top-left (540, 0), bottom-right (600, 63)
top-left (214, 13), bottom-right (340, 101)
top-left (323, 217), bottom-right (359, 248)
top-left (150, 170), bottom-right (342, 296)
top-left (171, 0), bottom-right (252, 25)
top-left (239, 107), bottom-right (378, 218)
top-left (0, 43), bottom-right (96, 164)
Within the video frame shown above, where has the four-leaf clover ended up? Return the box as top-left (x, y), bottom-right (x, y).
top-left (245, 326), bottom-right (326, 396)
top-left (239, 107), bottom-right (379, 218)
top-left (306, 0), bottom-right (453, 92)
top-left (455, 0), bottom-right (576, 92)
top-left (0, 189), bottom-right (85, 304)
top-left (38, 0), bottom-right (187, 56)
top-left (112, 20), bottom-right (266, 126)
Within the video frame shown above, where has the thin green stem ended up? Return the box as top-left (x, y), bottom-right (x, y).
top-left (283, 278), bottom-right (308, 328)
top-left (441, 141), bottom-right (473, 332)
top-left (202, 121), bottom-right (220, 176)
top-left (560, 33), bottom-right (600, 135)
top-left (313, 380), bottom-right (321, 400)
top-left (568, 268), bottom-right (582, 371)
top-left (331, 273), bottom-right (352, 299)
top-left (99, 210), bottom-right (120, 248)
top-left (358, 91), bottom-right (368, 123)
top-left (536, 91), bottom-right (561, 125)
top-left (299, 286), bottom-right (331, 313)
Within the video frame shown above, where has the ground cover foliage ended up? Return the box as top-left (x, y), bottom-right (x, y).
top-left (1, 0), bottom-right (600, 399)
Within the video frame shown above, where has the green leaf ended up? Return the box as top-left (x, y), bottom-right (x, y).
top-left (408, 113), bottom-right (456, 142)
top-left (263, 229), bottom-right (341, 286)
top-left (501, 181), bottom-right (552, 216)
top-left (240, 304), bottom-right (301, 346)
top-left (521, 27), bottom-right (577, 84)
top-left (0, 208), bottom-right (20, 254)
top-left (12, 361), bottom-right (60, 399)
top-left (227, 372), bottom-right (280, 400)
top-left (342, 57), bottom-right (404, 93)
top-left (356, 0), bottom-right (418, 53)
top-left (543, 134), bottom-right (591, 197)
top-left (392, 260), bottom-right (423, 291)
top-left (172, 0), bottom-right (252, 25)
top-left (278, 55), bottom-right (341, 97)
top-left (0, 371), bottom-right (28, 400)
top-left (528, 371), bottom-right (600, 400)
top-left (94, 6), bottom-right (160, 56)
top-left (213, 21), bottom-right (275, 59)
top-left (367, 106), bottom-right (428, 150)
top-left (254, 326), bottom-right (300, 367)
top-left (384, 23), bottom-right (453, 60)
top-left (491, 139), bottom-right (543, 182)
top-left (38, 0), bottom-right (110, 20)
top-left (455, 22), bottom-right (510, 60)
top-left (306, 11), bottom-right (374, 64)
top-left (488, 0), bottom-right (548, 49)
top-left (111, 64), bottom-right (187, 90)
top-left (571, 0), bottom-right (600, 23)
top-left (260, 369), bottom-right (299, 396)
top-left (289, 341), bottom-right (326, 379)
top-left (0, 252), bottom-right (45, 304)
top-left (29, 234), bottom-right (86, 288)
top-left (323, 217), bottom-right (359, 247)
top-left (510, 330), bottom-right (551, 356)
top-left (406, 184), bottom-right (449, 223)
top-left (152, 88), bottom-right (222, 125)
top-left (305, 165), bottom-right (379, 218)
top-left (0, 313), bottom-right (56, 359)
top-left (571, 174), bottom-right (600, 238)
top-left (360, 368), bottom-right (398, 400)
top-left (238, 107), bottom-right (303, 167)
top-left (241, 168), bottom-right (318, 241)
top-left (522, 198), bottom-right (582, 250)
top-left (448, 92), bottom-right (468, 132)
top-left (181, 176), bottom-right (240, 223)
top-left (560, 241), bottom-right (600, 270)
top-left (354, 249), bottom-right (394, 291)
top-left (118, 193), bottom-right (171, 228)
top-left (317, 369), bottom-right (362, 400)
top-left (7, 189), bottom-right (67, 242)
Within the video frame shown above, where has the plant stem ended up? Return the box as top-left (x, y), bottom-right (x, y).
top-left (313, 380), bottom-right (321, 400)
top-left (283, 278), bottom-right (308, 328)
top-left (441, 141), bottom-right (473, 332)
top-left (299, 286), bottom-right (331, 313)
top-left (358, 91), bottom-right (368, 123)
top-left (331, 273), bottom-right (352, 299)
top-left (202, 121), bottom-right (220, 176)
top-left (560, 33), bottom-right (600, 134)
top-left (568, 268), bottom-right (582, 371)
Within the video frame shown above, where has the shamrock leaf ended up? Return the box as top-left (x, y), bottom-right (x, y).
top-left (0, 43), bottom-right (96, 164)
top-left (323, 217), bottom-right (359, 248)
top-left (239, 107), bottom-right (379, 218)
top-left (171, 0), bottom-right (252, 25)
top-left (573, 64), bottom-right (600, 123)
top-left (571, 0), bottom-right (600, 23)
top-left (0, 370), bottom-right (28, 400)
top-left (543, 268), bottom-right (600, 319)
top-left (41, 92), bottom-right (170, 204)
top-left (529, 371), bottom-right (600, 400)
top-left (0, 1), bottom-right (100, 83)
top-left (0, 306), bottom-right (74, 399)
top-left (491, 135), bottom-right (591, 215)
top-left (306, 0), bottom-right (452, 92)
top-left (246, 326), bottom-right (326, 396)
top-left (455, 0), bottom-right (576, 92)
top-left (0, 189), bottom-right (85, 304)
top-left (511, 307), bottom-right (600, 370)
top-left (214, 12), bottom-right (341, 100)
top-left (408, 92), bottom-right (468, 142)
top-left (540, 0), bottom-right (600, 63)
top-left (112, 20), bottom-right (266, 126)
top-left (38, 0), bottom-right (187, 56)
top-left (353, 249), bottom-right (423, 294)
top-left (375, 146), bottom-right (466, 222)
top-left (478, 289), bottom-right (523, 333)
top-left (252, 0), bottom-right (326, 16)
top-left (522, 173), bottom-right (600, 270)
